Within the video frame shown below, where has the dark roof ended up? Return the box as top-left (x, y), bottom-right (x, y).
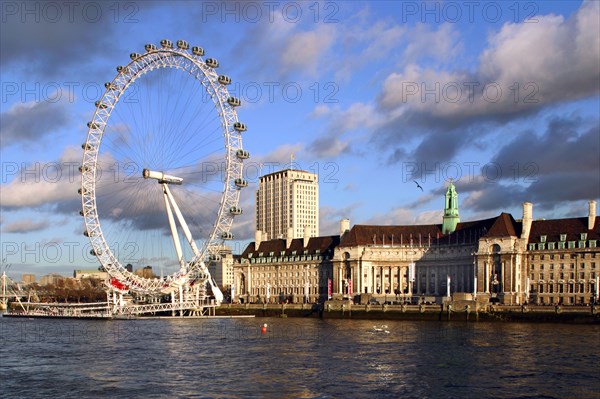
top-left (241, 235), bottom-right (340, 258)
top-left (340, 214), bottom-right (519, 247)
top-left (528, 216), bottom-right (600, 244)
top-left (484, 213), bottom-right (521, 238)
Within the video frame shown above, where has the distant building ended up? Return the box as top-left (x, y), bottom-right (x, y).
top-left (39, 273), bottom-right (65, 286)
top-left (207, 246), bottom-right (235, 290)
top-left (73, 269), bottom-right (108, 280)
top-left (256, 168), bottom-right (319, 240)
top-left (21, 274), bottom-right (36, 285)
top-left (134, 266), bottom-right (155, 279)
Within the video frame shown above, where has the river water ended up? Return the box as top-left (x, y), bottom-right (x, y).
top-left (0, 316), bottom-right (598, 399)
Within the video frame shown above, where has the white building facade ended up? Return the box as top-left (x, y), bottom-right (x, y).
top-left (256, 169), bottom-right (319, 240)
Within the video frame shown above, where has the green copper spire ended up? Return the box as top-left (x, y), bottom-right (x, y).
top-left (442, 180), bottom-right (460, 234)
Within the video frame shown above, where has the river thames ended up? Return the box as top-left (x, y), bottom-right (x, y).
top-left (1, 316), bottom-right (598, 399)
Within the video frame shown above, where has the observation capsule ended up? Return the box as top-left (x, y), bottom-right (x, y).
top-left (145, 43), bottom-right (157, 52)
top-left (192, 46), bottom-right (204, 56)
top-left (236, 149), bottom-right (250, 159)
top-left (160, 39), bottom-right (173, 48)
top-left (218, 75), bottom-right (231, 85)
top-left (176, 40), bottom-right (189, 49)
top-left (234, 178), bottom-right (248, 188)
top-left (95, 101), bottom-right (107, 109)
top-left (221, 232), bottom-right (234, 240)
top-left (233, 122), bottom-right (247, 132)
top-left (229, 206), bottom-right (243, 215)
top-left (130, 52), bottom-right (141, 61)
top-left (104, 82), bottom-right (117, 90)
top-left (205, 58), bottom-right (219, 68)
top-left (87, 121), bottom-right (100, 129)
top-left (227, 97), bottom-right (241, 107)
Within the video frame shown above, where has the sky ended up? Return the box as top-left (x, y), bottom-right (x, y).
top-left (1, 0), bottom-right (599, 279)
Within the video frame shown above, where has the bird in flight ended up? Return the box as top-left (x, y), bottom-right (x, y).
top-left (413, 180), bottom-right (423, 191)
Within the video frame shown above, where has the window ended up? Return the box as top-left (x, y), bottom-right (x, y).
top-left (529, 244), bottom-right (536, 251)
top-left (548, 242), bottom-right (555, 250)
top-left (540, 235), bottom-right (547, 243)
top-left (581, 233), bottom-right (587, 241)
top-left (560, 234), bottom-right (567, 242)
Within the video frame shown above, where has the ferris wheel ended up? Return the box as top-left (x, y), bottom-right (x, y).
top-left (79, 39), bottom-right (249, 304)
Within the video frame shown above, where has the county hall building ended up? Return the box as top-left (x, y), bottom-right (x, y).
top-left (234, 176), bottom-right (599, 305)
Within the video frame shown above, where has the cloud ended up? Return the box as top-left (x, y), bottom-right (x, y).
top-left (492, 115), bottom-right (600, 177)
top-left (319, 204), bottom-right (359, 235)
top-left (280, 25), bottom-right (336, 77)
top-left (306, 102), bottom-right (382, 159)
top-left (2, 218), bottom-right (50, 234)
top-left (403, 23), bottom-right (462, 63)
top-left (0, 2), bottom-right (166, 79)
top-left (0, 100), bottom-right (70, 148)
top-left (363, 207), bottom-right (440, 226)
top-left (370, 1), bottom-right (600, 163)
top-left (0, 146), bottom-right (81, 209)
top-left (454, 115), bottom-right (600, 214)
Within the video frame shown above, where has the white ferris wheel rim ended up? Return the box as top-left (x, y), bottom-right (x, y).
top-left (80, 40), bottom-right (247, 295)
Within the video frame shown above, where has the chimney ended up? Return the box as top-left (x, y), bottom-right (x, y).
top-left (340, 218), bottom-right (350, 238)
top-left (262, 231), bottom-right (269, 242)
top-left (255, 230), bottom-right (262, 250)
top-left (303, 226), bottom-right (310, 248)
top-left (286, 227), bottom-right (294, 248)
top-left (521, 202), bottom-right (533, 240)
top-left (589, 200), bottom-right (597, 230)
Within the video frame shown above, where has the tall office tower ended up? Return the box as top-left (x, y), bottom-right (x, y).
top-left (256, 169), bottom-right (319, 240)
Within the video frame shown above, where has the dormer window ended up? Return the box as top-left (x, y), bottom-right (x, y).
top-left (560, 234), bottom-right (567, 242)
top-left (581, 233), bottom-right (587, 241)
top-left (540, 235), bottom-right (547, 243)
